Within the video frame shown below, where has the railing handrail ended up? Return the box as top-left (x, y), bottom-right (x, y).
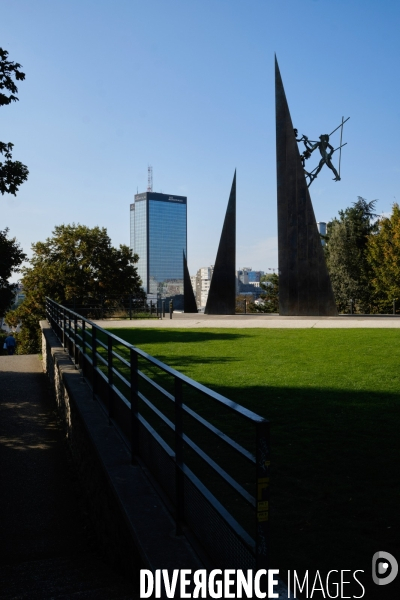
top-left (45, 297), bottom-right (270, 571)
top-left (45, 298), bottom-right (267, 424)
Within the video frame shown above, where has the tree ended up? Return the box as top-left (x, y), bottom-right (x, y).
top-left (13, 224), bottom-right (145, 353)
top-left (0, 228), bottom-right (26, 317)
top-left (4, 310), bottom-right (19, 330)
top-left (249, 273), bottom-right (279, 313)
top-left (367, 203), bottom-right (400, 313)
top-left (325, 219), bottom-right (364, 312)
top-left (325, 197), bottom-right (378, 313)
top-left (0, 47), bottom-right (29, 195)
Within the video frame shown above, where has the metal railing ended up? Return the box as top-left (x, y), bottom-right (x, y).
top-left (46, 297), bottom-right (270, 570)
top-left (60, 294), bottom-right (160, 320)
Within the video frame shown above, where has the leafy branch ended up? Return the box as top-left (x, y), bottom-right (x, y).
top-left (0, 47), bottom-right (29, 196)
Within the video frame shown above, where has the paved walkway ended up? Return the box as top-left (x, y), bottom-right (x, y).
top-left (0, 355), bottom-right (137, 599)
top-left (93, 313), bottom-right (400, 329)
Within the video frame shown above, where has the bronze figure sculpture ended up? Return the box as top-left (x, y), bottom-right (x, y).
top-left (294, 116), bottom-right (349, 187)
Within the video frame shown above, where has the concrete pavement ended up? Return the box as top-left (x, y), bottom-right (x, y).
top-left (93, 313), bottom-right (400, 329)
top-left (0, 354), bottom-right (137, 599)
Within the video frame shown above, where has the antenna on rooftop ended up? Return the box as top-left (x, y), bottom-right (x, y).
top-left (147, 165), bottom-right (153, 192)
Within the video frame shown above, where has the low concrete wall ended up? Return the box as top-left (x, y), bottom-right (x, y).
top-left (40, 321), bottom-right (203, 587)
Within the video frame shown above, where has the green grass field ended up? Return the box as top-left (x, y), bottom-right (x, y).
top-left (107, 327), bottom-right (400, 597)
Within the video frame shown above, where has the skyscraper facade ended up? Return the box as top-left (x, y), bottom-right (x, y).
top-left (130, 192), bottom-right (187, 300)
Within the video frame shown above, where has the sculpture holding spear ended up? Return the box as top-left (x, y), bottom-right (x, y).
top-left (295, 116), bottom-right (350, 187)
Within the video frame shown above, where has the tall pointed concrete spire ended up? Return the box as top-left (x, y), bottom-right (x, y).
top-left (275, 57), bottom-right (337, 316)
top-left (205, 171), bottom-right (236, 315)
top-left (183, 252), bottom-right (198, 313)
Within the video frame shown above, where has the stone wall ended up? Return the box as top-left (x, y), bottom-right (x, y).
top-left (40, 320), bottom-right (203, 588)
top-left (41, 322), bottom-right (143, 583)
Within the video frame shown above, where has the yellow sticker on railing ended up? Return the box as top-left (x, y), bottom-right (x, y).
top-left (257, 511), bottom-right (269, 522)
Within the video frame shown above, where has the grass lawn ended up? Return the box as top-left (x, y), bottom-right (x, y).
top-left (107, 326), bottom-right (400, 597)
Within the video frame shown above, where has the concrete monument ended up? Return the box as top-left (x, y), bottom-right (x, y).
top-left (205, 171), bottom-right (236, 315)
top-left (275, 57), bottom-right (338, 316)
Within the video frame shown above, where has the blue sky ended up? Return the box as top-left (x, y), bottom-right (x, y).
top-left (2, 0), bottom-right (400, 280)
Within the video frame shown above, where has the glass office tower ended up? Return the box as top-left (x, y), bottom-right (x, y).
top-left (130, 192), bottom-right (187, 302)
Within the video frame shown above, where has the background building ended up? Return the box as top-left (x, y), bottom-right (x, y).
top-left (192, 266), bottom-right (214, 309)
top-left (317, 222), bottom-right (327, 246)
top-left (236, 268), bottom-right (265, 297)
top-left (130, 192), bottom-right (187, 307)
top-left (237, 268), bottom-right (251, 286)
top-left (190, 275), bottom-right (196, 293)
top-left (13, 284), bottom-right (25, 306)
top-left (248, 270), bottom-right (264, 283)
top-left (192, 266), bottom-right (266, 308)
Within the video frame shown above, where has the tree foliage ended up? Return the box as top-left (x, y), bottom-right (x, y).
top-left (13, 224), bottom-right (145, 353)
top-left (0, 228), bottom-right (26, 317)
top-left (367, 203), bottom-right (400, 313)
top-left (325, 197), bottom-right (377, 313)
top-left (4, 309), bottom-right (19, 329)
top-left (0, 47), bottom-right (29, 195)
top-left (250, 273), bottom-right (279, 313)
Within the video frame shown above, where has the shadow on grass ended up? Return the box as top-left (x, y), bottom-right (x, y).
top-left (107, 329), bottom-right (244, 368)
top-left (108, 328), bottom-right (249, 345)
top-left (182, 383), bottom-right (399, 600)
top-left (145, 354), bottom-right (240, 367)
top-left (109, 360), bottom-right (399, 598)
top-left (106, 327), bottom-right (399, 598)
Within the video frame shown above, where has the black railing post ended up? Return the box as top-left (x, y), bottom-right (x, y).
top-left (81, 320), bottom-right (86, 377)
top-left (107, 336), bottom-right (114, 424)
top-left (162, 300), bottom-right (165, 318)
top-left (393, 299), bottom-right (396, 315)
top-left (174, 377), bottom-right (184, 535)
top-left (255, 420), bottom-right (270, 578)
top-left (150, 300), bottom-right (153, 315)
top-left (92, 326), bottom-right (97, 401)
top-left (57, 302), bottom-right (61, 334)
top-left (130, 348), bottom-right (139, 463)
top-left (63, 307), bottom-right (66, 350)
top-left (129, 294), bottom-right (132, 320)
top-left (169, 299), bottom-right (173, 319)
top-left (68, 310), bottom-right (72, 354)
top-left (73, 313), bottom-right (78, 366)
